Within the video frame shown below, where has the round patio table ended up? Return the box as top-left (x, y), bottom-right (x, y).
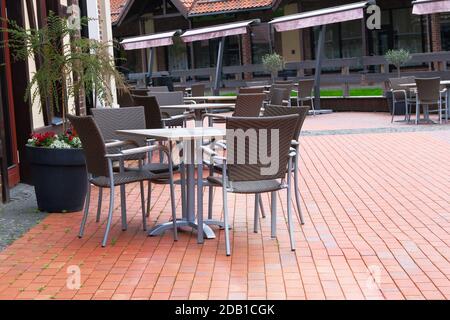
top-left (117, 127), bottom-right (227, 244)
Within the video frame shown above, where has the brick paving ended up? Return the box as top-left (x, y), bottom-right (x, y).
top-left (0, 113), bottom-right (449, 300)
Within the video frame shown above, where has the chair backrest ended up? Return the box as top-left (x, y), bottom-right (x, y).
top-left (225, 114), bottom-right (299, 182)
top-left (129, 95), bottom-right (164, 129)
top-left (130, 88), bottom-right (149, 96)
top-left (297, 79), bottom-right (315, 99)
top-left (269, 88), bottom-right (287, 106)
top-left (149, 91), bottom-right (185, 116)
top-left (234, 93), bottom-right (266, 117)
top-left (173, 86), bottom-right (186, 94)
top-left (263, 105), bottom-right (310, 141)
top-left (67, 114), bottom-right (109, 177)
top-left (389, 76), bottom-right (415, 91)
top-left (148, 86), bottom-right (169, 93)
top-left (149, 91), bottom-right (184, 106)
top-left (191, 83), bottom-right (206, 97)
top-left (91, 107), bottom-right (147, 147)
top-left (117, 89), bottom-right (134, 107)
top-left (416, 77), bottom-right (441, 102)
top-left (239, 87), bottom-right (264, 94)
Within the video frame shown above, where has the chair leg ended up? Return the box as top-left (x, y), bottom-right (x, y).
top-left (391, 100), bottom-right (396, 123)
top-left (271, 191), bottom-right (277, 239)
top-left (140, 181), bottom-right (147, 231)
top-left (259, 195), bottom-right (266, 219)
top-left (439, 100), bottom-right (442, 124)
top-left (146, 181), bottom-right (152, 217)
top-left (254, 194), bottom-right (260, 233)
top-left (208, 185), bottom-right (214, 220)
top-left (223, 188), bottom-right (231, 256)
top-left (96, 187), bottom-right (103, 223)
top-left (416, 102), bottom-right (420, 125)
top-left (287, 163), bottom-right (296, 252)
top-left (294, 156), bottom-right (305, 225)
top-left (119, 184), bottom-right (127, 231)
top-left (102, 186), bottom-right (115, 247)
top-left (169, 177), bottom-right (178, 241)
top-left (79, 181), bottom-right (91, 238)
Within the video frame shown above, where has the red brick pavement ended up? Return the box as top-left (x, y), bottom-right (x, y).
top-left (0, 127), bottom-right (449, 300)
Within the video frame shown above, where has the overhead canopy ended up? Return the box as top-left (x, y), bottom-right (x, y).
top-left (269, 1), bottom-right (372, 32)
top-left (412, 0), bottom-right (450, 15)
top-left (181, 19), bottom-right (260, 43)
top-left (121, 30), bottom-right (181, 50)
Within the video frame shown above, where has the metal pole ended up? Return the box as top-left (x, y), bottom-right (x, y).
top-left (314, 25), bottom-right (326, 111)
top-left (213, 37), bottom-right (225, 96)
top-left (147, 47), bottom-right (154, 84)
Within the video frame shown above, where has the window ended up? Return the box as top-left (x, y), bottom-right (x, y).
top-left (251, 24), bottom-right (272, 64)
top-left (392, 7), bottom-right (424, 53)
top-left (341, 20), bottom-right (362, 58)
top-left (441, 13), bottom-right (450, 51)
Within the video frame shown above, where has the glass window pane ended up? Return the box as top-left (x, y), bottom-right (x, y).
top-left (392, 7), bottom-right (424, 53)
top-left (441, 13), bottom-right (450, 51)
top-left (341, 20), bottom-right (362, 58)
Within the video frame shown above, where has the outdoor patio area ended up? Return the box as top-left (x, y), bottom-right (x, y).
top-left (0, 112), bottom-right (448, 300)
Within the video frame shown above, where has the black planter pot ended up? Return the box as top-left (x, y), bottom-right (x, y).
top-left (27, 146), bottom-right (87, 213)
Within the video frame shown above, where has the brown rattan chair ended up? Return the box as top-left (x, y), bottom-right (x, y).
top-left (191, 83), bottom-right (206, 97)
top-left (203, 114), bottom-right (299, 255)
top-left (117, 89), bottom-right (135, 107)
top-left (91, 106), bottom-right (181, 217)
top-left (296, 79), bottom-right (315, 114)
top-left (415, 77), bottom-right (448, 124)
top-left (263, 105), bottom-right (310, 224)
top-left (149, 91), bottom-right (190, 127)
top-left (388, 77), bottom-right (416, 123)
top-left (268, 83), bottom-right (294, 106)
top-left (205, 93), bottom-right (266, 124)
top-left (67, 114), bottom-right (178, 247)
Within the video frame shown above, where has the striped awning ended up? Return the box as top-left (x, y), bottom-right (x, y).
top-left (121, 30), bottom-right (181, 50)
top-left (412, 0), bottom-right (450, 15)
top-left (269, 1), bottom-right (372, 32)
top-left (181, 19), bottom-right (260, 43)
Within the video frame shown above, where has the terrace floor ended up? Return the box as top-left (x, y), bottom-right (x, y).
top-left (0, 112), bottom-right (449, 300)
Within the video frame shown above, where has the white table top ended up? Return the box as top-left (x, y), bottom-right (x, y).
top-left (184, 96), bottom-right (237, 101)
top-left (117, 127), bottom-right (226, 141)
top-left (160, 103), bottom-right (235, 110)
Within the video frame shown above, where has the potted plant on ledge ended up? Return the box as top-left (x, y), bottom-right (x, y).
top-left (2, 13), bottom-right (126, 212)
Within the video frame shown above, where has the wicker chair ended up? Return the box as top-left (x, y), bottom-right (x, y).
top-left (263, 105), bottom-right (310, 224)
top-left (269, 88), bottom-right (289, 106)
top-left (91, 106), bottom-right (181, 216)
top-left (415, 77), bottom-right (448, 124)
top-left (117, 89), bottom-right (135, 107)
top-left (67, 114), bottom-right (178, 247)
top-left (148, 91), bottom-right (190, 127)
top-left (296, 79), bottom-right (315, 115)
top-left (205, 93), bottom-right (266, 124)
top-left (388, 77), bottom-right (416, 123)
top-left (203, 114), bottom-right (299, 255)
top-left (191, 83), bottom-right (206, 97)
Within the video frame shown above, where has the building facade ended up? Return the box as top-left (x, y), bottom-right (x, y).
top-left (112, 0), bottom-right (449, 76)
top-left (0, 0), bottom-right (115, 185)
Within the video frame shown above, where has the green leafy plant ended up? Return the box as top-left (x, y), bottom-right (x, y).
top-left (1, 12), bottom-right (127, 132)
top-left (262, 53), bottom-right (284, 83)
top-left (385, 49), bottom-right (412, 78)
